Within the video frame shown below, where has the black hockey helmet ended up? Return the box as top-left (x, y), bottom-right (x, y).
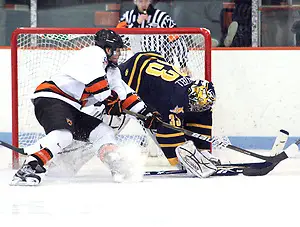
top-left (94, 29), bottom-right (124, 58)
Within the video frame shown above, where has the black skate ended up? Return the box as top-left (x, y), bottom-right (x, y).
top-left (10, 161), bottom-right (46, 186)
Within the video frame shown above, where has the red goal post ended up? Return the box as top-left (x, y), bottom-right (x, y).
top-left (11, 27), bottom-right (212, 169)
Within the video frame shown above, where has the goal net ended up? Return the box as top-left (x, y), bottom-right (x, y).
top-left (11, 27), bottom-right (212, 169)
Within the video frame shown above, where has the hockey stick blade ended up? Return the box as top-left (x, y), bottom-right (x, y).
top-left (242, 152), bottom-right (288, 176)
top-left (0, 140), bottom-right (27, 155)
top-left (243, 138), bottom-right (300, 176)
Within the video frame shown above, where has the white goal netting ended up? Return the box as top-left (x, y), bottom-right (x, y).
top-left (11, 28), bottom-right (211, 168)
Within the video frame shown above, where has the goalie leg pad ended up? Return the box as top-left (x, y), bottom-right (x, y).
top-left (176, 141), bottom-right (217, 178)
top-left (199, 149), bottom-right (221, 166)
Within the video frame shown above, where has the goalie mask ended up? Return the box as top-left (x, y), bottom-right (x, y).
top-left (95, 29), bottom-right (125, 67)
top-left (188, 80), bottom-right (216, 112)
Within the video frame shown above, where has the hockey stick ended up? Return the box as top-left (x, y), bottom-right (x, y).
top-left (270, 129), bottom-right (289, 156)
top-left (144, 169), bottom-right (187, 176)
top-left (0, 140), bottom-right (26, 155)
top-left (144, 161), bottom-right (273, 176)
top-left (144, 166), bottom-right (242, 177)
top-left (123, 109), bottom-right (276, 161)
top-left (123, 110), bottom-right (293, 176)
top-left (144, 167), bottom-right (240, 177)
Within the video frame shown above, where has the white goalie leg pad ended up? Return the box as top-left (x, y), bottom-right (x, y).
top-left (198, 149), bottom-right (221, 165)
top-left (176, 141), bottom-right (217, 178)
top-left (98, 143), bottom-right (146, 183)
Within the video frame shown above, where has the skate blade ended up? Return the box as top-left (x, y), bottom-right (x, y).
top-left (10, 177), bottom-right (40, 186)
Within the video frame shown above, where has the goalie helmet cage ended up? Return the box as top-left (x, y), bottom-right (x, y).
top-left (11, 27), bottom-right (212, 169)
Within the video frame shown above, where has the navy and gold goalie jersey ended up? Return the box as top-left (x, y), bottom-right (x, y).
top-left (119, 52), bottom-right (212, 166)
top-left (119, 52), bottom-right (191, 111)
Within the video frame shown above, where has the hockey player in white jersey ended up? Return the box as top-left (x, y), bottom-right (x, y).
top-left (46, 77), bottom-right (218, 179)
top-left (11, 29), bottom-right (161, 186)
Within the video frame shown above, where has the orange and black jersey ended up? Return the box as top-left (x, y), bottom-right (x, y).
top-left (33, 75), bottom-right (110, 109)
top-left (32, 45), bottom-right (117, 110)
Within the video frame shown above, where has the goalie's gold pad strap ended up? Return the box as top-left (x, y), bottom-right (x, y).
top-left (167, 157), bottom-right (179, 166)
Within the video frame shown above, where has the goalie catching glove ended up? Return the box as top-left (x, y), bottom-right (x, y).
top-left (102, 90), bottom-right (122, 116)
top-left (138, 107), bottom-right (162, 129)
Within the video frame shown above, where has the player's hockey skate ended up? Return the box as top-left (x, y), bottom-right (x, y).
top-left (10, 161), bottom-right (46, 186)
top-left (99, 143), bottom-right (145, 183)
top-left (101, 149), bottom-right (126, 182)
top-left (176, 141), bottom-right (218, 178)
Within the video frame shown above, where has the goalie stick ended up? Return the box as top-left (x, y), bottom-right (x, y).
top-left (145, 129), bottom-right (290, 176)
top-left (146, 130), bottom-right (290, 177)
top-left (144, 168), bottom-right (241, 176)
top-left (144, 162), bottom-right (273, 176)
top-left (123, 109), bottom-right (296, 176)
top-left (270, 129), bottom-right (289, 156)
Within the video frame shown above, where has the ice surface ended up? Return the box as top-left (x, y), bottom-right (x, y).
top-left (1, 147), bottom-right (300, 227)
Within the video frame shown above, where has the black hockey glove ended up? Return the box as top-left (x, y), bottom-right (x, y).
top-left (103, 90), bottom-right (122, 116)
top-left (139, 107), bottom-right (162, 129)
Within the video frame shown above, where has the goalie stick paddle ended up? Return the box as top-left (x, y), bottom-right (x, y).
top-left (144, 169), bottom-right (243, 176)
top-left (144, 166), bottom-right (243, 177)
top-left (144, 161), bottom-right (274, 177)
top-left (123, 110), bottom-right (290, 176)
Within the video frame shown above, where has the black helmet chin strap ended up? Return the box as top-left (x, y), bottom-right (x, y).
top-left (104, 46), bottom-right (113, 58)
top-left (104, 47), bottom-right (119, 68)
